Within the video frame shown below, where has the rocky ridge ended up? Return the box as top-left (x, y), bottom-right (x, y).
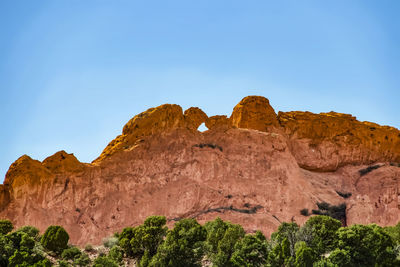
top-left (1, 96), bottom-right (400, 245)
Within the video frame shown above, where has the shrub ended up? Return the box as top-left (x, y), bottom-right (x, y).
top-left (336, 190), bottom-right (352, 199)
top-left (0, 219), bottom-right (13, 235)
top-left (312, 202), bottom-right (346, 222)
top-left (61, 246), bottom-right (81, 260)
top-left (150, 218), bottom-right (207, 267)
top-left (359, 164), bottom-right (381, 176)
top-left (108, 246), bottom-right (124, 264)
top-left (74, 253), bottom-right (90, 266)
top-left (41, 225), bottom-right (69, 253)
top-left (57, 260), bottom-right (71, 267)
top-left (84, 244), bottom-right (93, 252)
top-left (16, 225), bottom-right (40, 240)
top-left (300, 208), bottom-right (309, 216)
top-left (103, 236), bottom-right (118, 248)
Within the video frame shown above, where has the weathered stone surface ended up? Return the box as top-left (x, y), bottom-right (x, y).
top-left (42, 151), bottom-right (86, 173)
top-left (205, 115), bottom-right (231, 130)
top-left (278, 111), bottom-right (400, 171)
top-left (94, 104), bottom-right (186, 162)
top-left (184, 107), bottom-right (208, 130)
top-left (1, 96), bottom-right (400, 246)
top-left (230, 96), bottom-right (279, 131)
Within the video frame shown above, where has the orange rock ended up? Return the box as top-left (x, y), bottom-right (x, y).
top-left (94, 104), bottom-right (186, 162)
top-left (184, 107), bottom-right (208, 130)
top-left (1, 95), bottom-right (400, 246)
top-left (230, 96), bottom-right (279, 131)
top-left (42, 151), bottom-right (86, 173)
top-left (278, 111), bottom-right (400, 171)
top-left (205, 115), bottom-right (232, 130)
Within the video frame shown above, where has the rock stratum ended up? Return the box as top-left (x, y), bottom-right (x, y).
top-left (1, 96), bottom-right (400, 245)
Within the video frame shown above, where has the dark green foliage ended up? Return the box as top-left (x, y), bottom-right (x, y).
top-left (313, 258), bottom-right (336, 267)
top-left (93, 256), bottom-right (118, 267)
top-left (384, 222), bottom-right (400, 245)
top-left (118, 215), bottom-right (167, 263)
top-left (271, 222), bottom-right (299, 257)
top-left (204, 217), bottom-right (246, 266)
top-left (0, 220), bottom-right (13, 235)
top-left (73, 252), bottom-right (90, 266)
top-left (312, 202), bottom-right (346, 222)
top-left (213, 224), bottom-right (245, 266)
top-left (230, 231), bottom-right (269, 267)
top-left (108, 246), bottom-right (124, 264)
top-left (16, 226), bottom-right (40, 240)
top-left (300, 208), bottom-right (309, 216)
top-left (327, 248), bottom-right (351, 266)
top-left (336, 224), bottom-right (398, 266)
top-left (359, 164), bottom-right (382, 176)
top-left (294, 241), bottom-right (316, 267)
top-left (301, 215), bottom-right (341, 255)
top-left (150, 218), bottom-right (207, 267)
top-left (41, 225), bottom-right (69, 253)
top-left (61, 246), bottom-right (81, 260)
top-left (57, 260), bottom-right (71, 267)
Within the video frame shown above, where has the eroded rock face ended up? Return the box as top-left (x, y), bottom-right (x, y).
top-left (184, 107), bottom-right (208, 130)
top-left (231, 96), bottom-right (280, 131)
top-left (278, 111), bottom-right (400, 171)
top-left (205, 115), bottom-right (231, 130)
top-left (1, 95), bottom-right (400, 246)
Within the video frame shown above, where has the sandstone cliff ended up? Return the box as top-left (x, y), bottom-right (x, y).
top-left (1, 96), bottom-right (400, 245)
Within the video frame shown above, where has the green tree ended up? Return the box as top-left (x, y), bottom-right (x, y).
top-left (268, 237), bottom-right (292, 267)
top-left (0, 220), bottom-right (13, 235)
top-left (294, 241), bottom-right (316, 267)
top-left (270, 222), bottom-right (299, 258)
top-left (108, 246), bottom-right (124, 264)
top-left (336, 224), bottom-right (398, 266)
top-left (213, 224), bottom-right (245, 266)
top-left (118, 215), bottom-right (167, 264)
top-left (300, 215), bottom-right (341, 256)
top-left (16, 226), bottom-right (40, 240)
top-left (93, 256), bottom-right (118, 267)
top-left (41, 225), bottom-right (69, 253)
top-left (327, 248), bottom-right (351, 267)
top-left (313, 258), bottom-right (337, 267)
top-left (230, 231), bottom-right (268, 267)
top-left (384, 222), bottom-right (400, 245)
top-left (150, 218), bottom-right (207, 267)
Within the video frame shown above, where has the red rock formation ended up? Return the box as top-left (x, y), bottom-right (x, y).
top-left (1, 96), bottom-right (400, 245)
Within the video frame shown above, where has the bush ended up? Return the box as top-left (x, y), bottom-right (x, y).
top-left (84, 244), bottom-right (93, 252)
top-left (16, 225), bottom-right (40, 240)
top-left (108, 246), bottom-right (124, 264)
top-left (103, 236), bottom-right (118, 248)
top-left (336, 190), bottom-right (352, 199)
top-left (61, 246), bottom-right (81, 260)
top-left (0, 219), bottom-right (13, 235)
top-left (359, 164), bottom-right (381, 176)
top-left (150, 218), bottom-right (207, 267)
top-left (312, 202), bottom-right (346, 222)
top-left (41, 225), bottom-right (69, 253)
top-left (74, 253), bottom-right (90, 266)
top-left (300, 208), bottom-right (309, 216)
top-left (58, 260), bottom-right (71, 267)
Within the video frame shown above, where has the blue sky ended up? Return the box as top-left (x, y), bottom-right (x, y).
top-left (1, 1), bottom-right (399, 183)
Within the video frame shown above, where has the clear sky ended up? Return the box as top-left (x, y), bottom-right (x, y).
top-left (1, 1), bottom-right (399, 183)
